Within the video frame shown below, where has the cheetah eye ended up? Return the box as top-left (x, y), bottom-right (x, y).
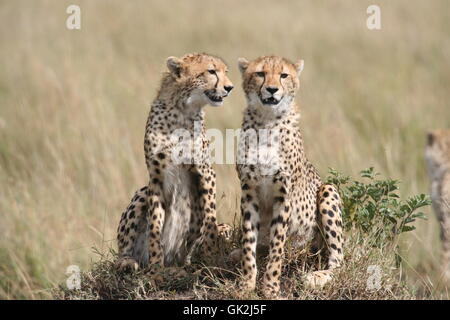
top-left (256, 72), bottom-right (265, 77)
top-left (208, 69), bottom-right (216, 75)
top-left (280, 73), bottom-right (289, 79)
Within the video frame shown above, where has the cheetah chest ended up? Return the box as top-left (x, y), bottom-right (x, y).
top-left (161, 164), bottom-right (198, 265)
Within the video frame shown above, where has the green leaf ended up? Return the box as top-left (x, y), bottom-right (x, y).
top-left (401, 225), bottom-right (416, 233)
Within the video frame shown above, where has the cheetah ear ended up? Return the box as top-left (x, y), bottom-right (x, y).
top-left (166, 56), bottom-right (184, 78)
top-left (427, 132), bottom-right (435, 146)
top-left (295, 59), bottom-right (304, 77)
top-left (238, 57), bottom-right (249, 74)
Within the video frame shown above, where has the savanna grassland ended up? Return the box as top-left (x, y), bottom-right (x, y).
top-left (0, 0), bottom-right (449, 299)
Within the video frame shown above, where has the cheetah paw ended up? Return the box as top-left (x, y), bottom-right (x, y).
top-left (261, 286), bottom-right (280, 299)
top-left (217, 223), bottom-right (233, 242)
top-left (164, 266), bottom-right (188, 279)
top-left (115, 257), bottom-right (139, 272)
top-left (146, 266), bottom-right (189, 287)
top-left (235, 279), bottom-right (256, 298)
top-left (191, 234), bottom-right (220, 264)
top-left (304, 270), bottom-right (333, 289)
top-left (261, 276), bottom-right (282, 299)
top-left (145, 265), bottom-right (165, 287)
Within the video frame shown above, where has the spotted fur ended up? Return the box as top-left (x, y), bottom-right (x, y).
top-left (425, 129), bottom-right (450, 281)
top-left (116, 53), bottom-right (234, 272)
top-left (235, 56), bottom-right (344, 298)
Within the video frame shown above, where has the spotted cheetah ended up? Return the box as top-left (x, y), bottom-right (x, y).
top-left (116, 53), bottom-right (234, 273)
top-left (425, 129), bottom-right (450, 281)
top-left (235, 55), bottom-right (344, 298)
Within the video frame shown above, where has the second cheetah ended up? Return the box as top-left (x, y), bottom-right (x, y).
top-left (235, 55), bottom-right (344, 298)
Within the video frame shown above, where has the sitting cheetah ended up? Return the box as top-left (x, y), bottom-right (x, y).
top-left (425, 129), bottom-right (450, 281)
top-left (116, 53), bottom-right (234, 272)
top-left (235, 56), bottom-right (344, 297)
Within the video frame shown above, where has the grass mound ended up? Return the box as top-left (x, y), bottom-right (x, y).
top-left (53, 236), bottom-right (413, 300)
top-left (54, 168), bottom-right (427, 300)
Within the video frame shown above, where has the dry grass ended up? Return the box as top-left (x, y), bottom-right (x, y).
top-left (54, 226), bottom-right (414, 300)
top-left (1, 0), bottom-right (450, 299)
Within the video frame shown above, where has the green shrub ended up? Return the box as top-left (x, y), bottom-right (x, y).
top-left (326, 167), bottom-right (430, 248)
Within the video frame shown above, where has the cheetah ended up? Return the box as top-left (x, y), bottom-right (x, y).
top-left (425, 129), bottom-right (450, 281)
top-left (116, 53), bottom-right (234, 273)
top-left (235, 55), bottom-right (344, 298)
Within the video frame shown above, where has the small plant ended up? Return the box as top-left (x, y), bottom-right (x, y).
top-left (326, 167), bottom-right (430, 248)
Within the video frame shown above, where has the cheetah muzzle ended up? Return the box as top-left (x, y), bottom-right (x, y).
top-left (261, 96), bottom-right (281, 106)
top-left (204, 89), bottom-right (228, 105)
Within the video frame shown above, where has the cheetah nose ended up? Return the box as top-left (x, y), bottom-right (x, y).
top-left (224, 85), bottom-right (234, 93)
top-left (266, 87), bottom-right (279, 94)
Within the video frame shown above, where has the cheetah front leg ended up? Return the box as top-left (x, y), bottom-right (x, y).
top-left (305, 184), bottom-right (344, 289)
top-left (261, 176), bottom-right (291, 298)
top-left (189, 164), bottom-right (220, 265)
top-left (140, 179), bottom-right (168, 286)
top-left (145, 154), bottom-right (168, 271)
top-left (238, 180), bottom-right (260, 293)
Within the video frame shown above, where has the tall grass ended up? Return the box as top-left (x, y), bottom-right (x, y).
top-left (0, 0), bottom-right (449, 299)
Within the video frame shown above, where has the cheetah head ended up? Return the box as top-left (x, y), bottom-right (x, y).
top-left (425, 129), bottom-right (450, 175)
top-left (166, 53), bottom-right (233, 107)
top-left (238, 55), bottom-right (304, 112)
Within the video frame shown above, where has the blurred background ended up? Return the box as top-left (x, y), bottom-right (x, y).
top-left (0, 0), bottom-right (449, 298)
